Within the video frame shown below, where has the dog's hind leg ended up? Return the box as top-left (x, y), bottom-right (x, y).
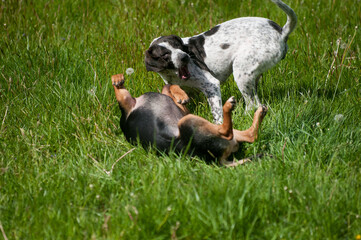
top-left (233, 105), bottom-right (268, 143)
top-left (178, 96), bottom-right (237, 140)
top-left (218, 96), bottom-right (236, 140)
top-left (233, 57), bottom-right (263, 112)
top-left (162, 84), bottom-right (190, 114)
top-left (221, 105), bottom-right (267, 167)
top-left (178, 97), bottom-right (241, 164)
top-left (111, 74), bottom-right (136, 115)
top-left (235, 73), bottom-right (262, 112)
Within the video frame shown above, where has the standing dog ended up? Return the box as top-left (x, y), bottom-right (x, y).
top-left (144, 0), bottom-right (297, 124)
top-left (112, 74), bottom-right (267, 166)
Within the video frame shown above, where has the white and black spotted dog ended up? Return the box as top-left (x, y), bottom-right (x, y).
top-left (144, 0), bottom-right (297, 124)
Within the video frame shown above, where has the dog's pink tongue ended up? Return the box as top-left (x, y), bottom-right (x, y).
top-left (179, 66), bottom-right (190, 80)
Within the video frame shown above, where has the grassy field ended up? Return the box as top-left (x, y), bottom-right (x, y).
top-left (1, 0), bottom-right (361, 239)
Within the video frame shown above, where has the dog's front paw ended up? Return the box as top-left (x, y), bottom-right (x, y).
top-left (111, 74), bottom-right (125, 89)
top-left (256, 105), bottom-right (268, 118)
top-left (174, 94), bottom-right (190, 105)
top-left (224, 96), bottom-right (237, 111)
top-left (170, 85), bottom-right (190, 105)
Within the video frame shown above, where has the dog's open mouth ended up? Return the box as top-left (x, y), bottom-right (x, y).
top-left (178, 65), bottom-right (191, 80)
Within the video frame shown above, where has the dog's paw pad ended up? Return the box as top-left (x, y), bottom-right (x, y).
top-left (181, 98), bottom-right (190, 105)
top-left (227, 96), bottom-right (236, 103)
top-left (225, 96), bottom-right (237, 110)
top-left (111, 74), bottom-right (125, 89)
top-left (258, 105), bottom-right (268, 117)
top-left (174, 94), bottom-right (189, 105)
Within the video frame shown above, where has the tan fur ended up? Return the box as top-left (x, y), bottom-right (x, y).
top-left (112, 74), bottom-right (267, 167)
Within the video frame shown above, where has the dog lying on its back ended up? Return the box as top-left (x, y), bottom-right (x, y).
top-left (144, 0), bottom-right (297, 124)
top-left (112, 74), bottom-right (267, 166)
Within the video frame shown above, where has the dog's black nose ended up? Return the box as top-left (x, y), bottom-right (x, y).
top-left (180, 54), bottom-right (190, 63)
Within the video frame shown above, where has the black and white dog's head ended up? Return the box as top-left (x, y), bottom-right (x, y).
top-left (145, 35), bottom-right (192, 80)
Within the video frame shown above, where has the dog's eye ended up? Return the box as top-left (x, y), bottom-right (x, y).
top-left (172, 43), bottom-right (180, 48)
top-left (162, 53), bottom-right (170, 59)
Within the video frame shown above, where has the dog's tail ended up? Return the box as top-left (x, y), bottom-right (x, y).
top-left (271, 0), bottom-right (297, 41)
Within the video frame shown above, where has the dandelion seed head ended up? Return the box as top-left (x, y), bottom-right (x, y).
top-left (96, 195), bottom-right (100, 199)
top-left (89, 184), bottom-right (94, 189)
top-left (316, 122), bottom-right (320, 127)
top-left (284, 186), bottom-right (288, 191)
top-left (126, 68), bottom-right (134, 75)
top-left (87, 86), bottom-right (97, 96)
top-left (334, 114), bottom-right (344, 122)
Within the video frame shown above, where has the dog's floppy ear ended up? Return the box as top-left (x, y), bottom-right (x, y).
top-left (144, 48), bottom-right (165, 72)
top-left (186, 36), bottom-right (214, 75)
top-left (144, 48), bottom-right (162, 72)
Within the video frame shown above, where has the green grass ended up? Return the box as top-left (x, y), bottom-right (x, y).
top-left (1, 0), bottom-right (361, 239)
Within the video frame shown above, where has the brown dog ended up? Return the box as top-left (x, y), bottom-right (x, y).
top-left (112, 74), bottom-right (267, 166)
